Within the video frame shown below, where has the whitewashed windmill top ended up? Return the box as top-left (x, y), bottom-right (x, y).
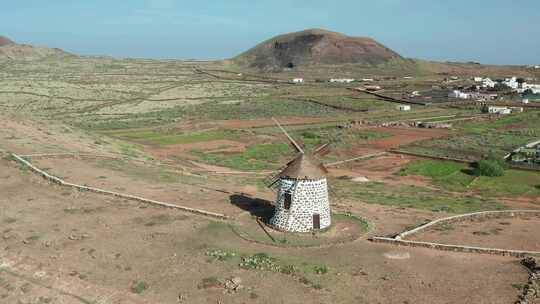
top-left (268, 118), bottom-right (331, 232)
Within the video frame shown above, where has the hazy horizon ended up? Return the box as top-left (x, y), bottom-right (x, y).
top-left (3, 0), bottom-right (540, 65)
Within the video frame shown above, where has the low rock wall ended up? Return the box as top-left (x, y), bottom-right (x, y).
top-left (371, 210), bottom-right (540, 258)
top-left (11, 153), bottom-right (229, 220)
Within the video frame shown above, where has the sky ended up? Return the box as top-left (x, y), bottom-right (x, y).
top-left (2, 0), bottom-right (539, 64)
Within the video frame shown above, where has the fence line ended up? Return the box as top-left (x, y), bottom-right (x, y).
top-left (10, 153), bottom-right (229, 220)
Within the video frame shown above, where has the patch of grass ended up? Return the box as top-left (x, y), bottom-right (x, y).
top-left (110, 129), bottom-right (237, 146)
top-left (399, 159), bottom-right (540, 197)
top-left (399, 160), bottom-right (466, 179)
top-left (191, 143), bottom-right (291, 171)
top-left (335, 179), bottom-right (506, 213)
top-left (472, 170), bottom-right (540, 197)
top-left (130, 281), bottom-right (149, 294)
top-left (205, 249), bottom-right (237, 261)
top-left (313, 265), bottom-right (329, 275)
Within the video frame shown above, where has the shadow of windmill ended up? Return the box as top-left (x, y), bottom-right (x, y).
top-left (229, 194), bottom-right (275, 222)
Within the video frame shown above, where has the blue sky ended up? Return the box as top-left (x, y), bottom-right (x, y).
top-left (2, 0), bottom-right (539, 64)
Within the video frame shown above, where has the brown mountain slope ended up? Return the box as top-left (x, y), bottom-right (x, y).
top-left (0, 36), bottom-right (70, 60)
top-left (0, 35), bottom-right (15, 47)
top-left (233, 29), bottom-right (406, 71)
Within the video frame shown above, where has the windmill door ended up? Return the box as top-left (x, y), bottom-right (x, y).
top-left (313, 214), bottom-right (321, 230)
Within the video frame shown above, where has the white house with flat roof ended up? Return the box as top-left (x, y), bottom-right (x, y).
top-left (488, 106), bottom-right (511, 115)
top-left (330, 78), bottom-right (355, 83)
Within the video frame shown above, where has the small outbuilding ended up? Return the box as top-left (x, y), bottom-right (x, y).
top-left (398, 105), bottom-right (411, 111)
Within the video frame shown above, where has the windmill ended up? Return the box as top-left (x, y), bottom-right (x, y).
top-left (265, 118), bottom-right (332, 233)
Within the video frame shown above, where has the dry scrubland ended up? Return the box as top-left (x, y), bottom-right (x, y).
top-left (0, 57), bottom-right (539, 303)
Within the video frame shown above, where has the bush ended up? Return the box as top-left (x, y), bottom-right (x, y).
top-left (313, 265), bottom-right (328, 275)
top-left (473, 158), bottom-right (506, 177)
top-left (131, 281), bottom-right (149, 294)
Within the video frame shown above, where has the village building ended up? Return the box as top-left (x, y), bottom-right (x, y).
top-left (487, 106), bottom-right (511, 115)
top-left (330, 78), bottom-right (355, 83)
top-left (398, 105), bottom-right (411, 111)
top-left (292, 78), bottom-right (304, 84)
top-left (482, 78), bottom-right (497, 88)
top-left (510, 107), bottom-right (524, 113)
top-left (365, 85), bottom-right (382, 91)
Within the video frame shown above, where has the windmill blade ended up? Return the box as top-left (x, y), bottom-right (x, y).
top-left (272, 117), bottom-right (304, 154)
top-left (313, 142), bottom-right (331, 156)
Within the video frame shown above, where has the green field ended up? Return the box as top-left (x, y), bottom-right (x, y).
top-left (191, 143), bottom-right (293, 171)
top-left (103, 129), bottom-right (238, 146)
top-left (334, 178), bottom-right (505, 214)
top-left (400, 159), bottom-right (540, 197)
top-left (401, 111), bottom-right (540, 160)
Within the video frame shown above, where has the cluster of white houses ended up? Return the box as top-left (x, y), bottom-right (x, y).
top-left (474, 76), bottom-right (540, 94)
top-left (291, 78), bottom-right (383, 84)
top-left (449, 90), bottom-right (498, 101)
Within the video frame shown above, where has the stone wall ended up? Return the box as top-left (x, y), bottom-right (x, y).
top-left (370, 210), bottom-right (540, 258)
top-left (270, 178), bottom-right (331, 232)
top-left (11, 153), bottom-right (228, 220)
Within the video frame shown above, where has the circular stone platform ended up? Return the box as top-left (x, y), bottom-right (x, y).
top-left (231, 212), bottom-right (370, 248)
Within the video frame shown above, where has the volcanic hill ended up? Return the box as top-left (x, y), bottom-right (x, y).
top-left (233, 29), bottom-right (406, 71)
top-left (0, 35), bottom-right (69, 60)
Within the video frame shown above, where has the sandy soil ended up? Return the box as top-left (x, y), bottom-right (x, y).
top-left (368, 127), bottom-right (452, 150)
top-left (30, 157), bottom-right (261, 217)
top-left (143, 139), bottom-right (247, 159)
top-left (408, 216), bottom-right (540, 251)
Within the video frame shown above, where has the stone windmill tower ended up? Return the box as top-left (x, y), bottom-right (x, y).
top-left (266, 118), bottom-right (331, 233)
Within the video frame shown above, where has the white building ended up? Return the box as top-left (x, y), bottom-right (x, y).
top-left (292, 78), bottom-right (304, 84)
top-left (503, 77), bottom-right (520, 89)
top-left (482, 78), bottom-right (497, 88)
top-left (510, 107), bottom-right (524, 113)
top-left (361, 78), bottom-right (374, 82)
top-left (474, 77), bottom-right (483, 82)
top-left (488, 106), bottom-right (511, 115)
top-left (398, 105), bottom-right (411, 111)
top-left (269, 154), bottom-right (331, 232)
top-left (330, 78), bottom-right (355, 83)
top-left (450, 90), bottom-right (472, 99)
top-left (521, 83), bottom-right (540, 94)
top-left (522, 99), bottom-right (530, 104)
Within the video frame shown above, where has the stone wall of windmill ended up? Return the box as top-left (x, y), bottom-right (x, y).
top-left (270, 178), bottom-right (331, 232)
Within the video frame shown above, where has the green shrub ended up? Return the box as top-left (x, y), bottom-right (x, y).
top-left (131, 281), bottom-right (149, 294)
top-left (313, 265), bottom-right (328, 275)
top-left (205, 249), bottom-right (236, 261)
top-left (474, 158), bottom-right (506, 177)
